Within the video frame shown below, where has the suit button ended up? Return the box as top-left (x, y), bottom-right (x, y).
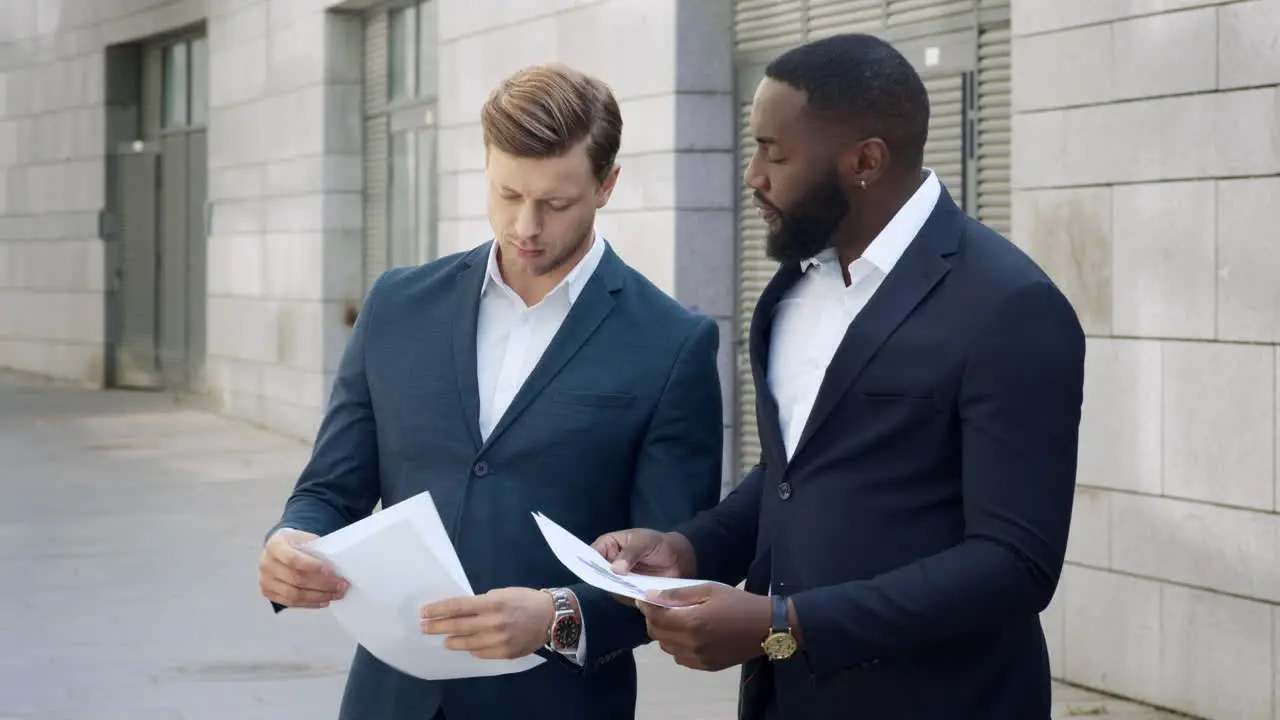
top-left (473, 461), bottom-right (490, 477)
top-left (777, 482), bottom-right (792, 500)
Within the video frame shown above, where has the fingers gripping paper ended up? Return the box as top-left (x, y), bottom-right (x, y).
top-left (531, 512), bottom-right (721, 608)
top-left (302, 492), bottom-right (544, 680)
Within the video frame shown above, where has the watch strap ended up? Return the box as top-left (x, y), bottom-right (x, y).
top-left (548, 587), bottom-right (574, 616)
top-left (770, 593), bottom-right (790, 634)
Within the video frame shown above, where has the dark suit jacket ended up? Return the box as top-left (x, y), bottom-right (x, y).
top-left (270, 242), bottom-right (723, 720)
top-left (677, 188), bottom-right (1086, 719)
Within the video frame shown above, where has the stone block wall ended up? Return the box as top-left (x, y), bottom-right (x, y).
top-left (202, 0), bottom-right (365, 440)
top-left (1012, 0), bottom-right (1280, 717)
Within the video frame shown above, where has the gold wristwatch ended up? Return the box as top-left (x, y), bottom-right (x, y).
top-left (761, 594), bottom-right (798, 660)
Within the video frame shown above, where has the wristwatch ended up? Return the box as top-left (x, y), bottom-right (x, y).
top-left (761, 594), bottom-right (798, 661)
top-left (544, 588), bottom-right (582, 656)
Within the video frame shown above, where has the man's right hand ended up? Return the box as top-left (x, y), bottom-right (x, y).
top-left (591, 528), bottom-right (697, 579)
top-left (257, 529), bottom-right (348, 609)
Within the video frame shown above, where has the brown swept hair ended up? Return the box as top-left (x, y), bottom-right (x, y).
top-left (480, 63), bottom-right (622, 183)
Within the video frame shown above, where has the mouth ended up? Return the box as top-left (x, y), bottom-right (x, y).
top-left (514, 246), bottom-right (545, 260)
top-left (753, 201), bottom-right (780, 223)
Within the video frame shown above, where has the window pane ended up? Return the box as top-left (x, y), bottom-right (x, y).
top-left (417, 0), bottom-right (437, 98)
top-left (189, 37), bottom-right (208, 125)
top-left (162, 42), bottom-right (189, 128)
top-left (416, 125), bottom-right (436, 261)
top-left (388, 6), bottom-right (417, 101)
top-left (389, 131), bottom-right (417, 266)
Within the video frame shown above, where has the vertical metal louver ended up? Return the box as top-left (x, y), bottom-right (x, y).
top-left (922, 73), bottom-right (967, 206)
top-left (975, 23), bottom-right (1011, 237)
top-left (363, 12), bottom-right (390, 293)
top-left (736, 99), bottom-right (771, 478)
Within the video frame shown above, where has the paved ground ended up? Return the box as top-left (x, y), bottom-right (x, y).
top-left (0, 371), bottom-right (1185, 719)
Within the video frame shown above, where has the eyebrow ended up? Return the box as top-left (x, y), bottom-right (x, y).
top-left (498, 186), bottom-right (575, 202)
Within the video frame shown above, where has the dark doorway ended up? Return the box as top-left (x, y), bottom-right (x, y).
top-left (103, 30), bottom-right (208, 392)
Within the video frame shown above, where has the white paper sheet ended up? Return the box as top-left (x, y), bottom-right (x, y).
top-left (531, 512), bottom-right (722, 608)
top-left (303, 492), bottom-right (544, 680)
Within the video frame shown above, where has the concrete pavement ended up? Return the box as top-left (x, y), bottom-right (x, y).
top-left (0, 371), bottom-right (1182, 719)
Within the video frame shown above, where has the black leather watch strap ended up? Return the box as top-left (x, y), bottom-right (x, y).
top-left (770, 593), bottom-right (790, 634)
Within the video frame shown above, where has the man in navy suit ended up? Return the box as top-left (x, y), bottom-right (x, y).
top-left (255, 63), bottom-right (723, 720)
top-left (595, 34), bottom-right (1086, 719)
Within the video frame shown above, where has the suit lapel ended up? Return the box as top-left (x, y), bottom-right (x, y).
top-left (451, 246), bottom-right (488, 451)
top-left (749, 262), bottom-right (803, 469)
top-left (789, 191), bottom-right (965, 462)
top-left (479, 246), bottom-right (625, 451)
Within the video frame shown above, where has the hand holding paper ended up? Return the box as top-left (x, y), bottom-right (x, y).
top-left (420, 586), bottom-right (557, 660)
top-left (531, 512), bottom-right (721, 608)
top-left (302, 492), bottom-right (544, 680)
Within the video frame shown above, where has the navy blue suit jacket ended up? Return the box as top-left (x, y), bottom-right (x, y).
top-left (677, 189), bottom-right (1086, 719)
top-left (271, 242), bottom-right (723, 720)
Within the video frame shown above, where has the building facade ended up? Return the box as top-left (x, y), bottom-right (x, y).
top-left (0, 0), bottom-right (1277, 717)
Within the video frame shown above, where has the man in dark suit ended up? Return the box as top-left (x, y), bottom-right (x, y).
top-left (255, 63), bottom-right (723, 720)
top-left (593, 34), bottom-right (1086, 719)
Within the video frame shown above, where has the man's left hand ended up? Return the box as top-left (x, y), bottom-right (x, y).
top-left (421, 587), bottom-right (553, 659)
top-left (639, 584), bottom-right (771, 672)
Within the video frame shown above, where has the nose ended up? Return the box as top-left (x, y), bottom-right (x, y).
top-left (744, 154), bottom-right (768, 193)
top-left (514, 202), bottom-right (541, 240)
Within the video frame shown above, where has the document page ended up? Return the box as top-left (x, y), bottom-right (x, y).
top-left (532, 512), bottom-right (722, 608)
top-left (304, 492), bottom-right (544, 680)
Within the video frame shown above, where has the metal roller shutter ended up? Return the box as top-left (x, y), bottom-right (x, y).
top-left (922, 74), bottom-right (966, 207)
top-left (734, 0), bottom-right (804, 54)
top-left (363, 12), bottom-right (390, 293)
top-left (886, 0), bottom-right (974, 26)
top-left (806, 0), bottom-right (884, 38)
top-left (976, 23), bottom-right (1011, 237)
top-left (736, 99), bottom-right (771, 478)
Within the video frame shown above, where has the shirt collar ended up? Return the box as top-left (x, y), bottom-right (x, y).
top-left (800, 168), bottom-right (942, 275)
top-left (481, 230), bottom-right (606, 305)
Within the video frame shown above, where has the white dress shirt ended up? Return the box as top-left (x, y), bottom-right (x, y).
top-left (767, 170), bottom-right (942, 461)
top-left (475, 231), bottom-right (606, 664)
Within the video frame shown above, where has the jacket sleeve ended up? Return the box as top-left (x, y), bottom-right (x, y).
top-left (673, 461), bottom-right (765, 588)
top-left (266, 275), bottom-right (387, 610)
top-left (568, 316), bottom-right (725, 671)
top-left (788, 279), bottom-right (1086, 677)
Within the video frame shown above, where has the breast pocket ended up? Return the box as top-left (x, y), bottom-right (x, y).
top-left (852, 389), bottom-right (945, 415)
top-left (546, 389), bottom-right (637, 409)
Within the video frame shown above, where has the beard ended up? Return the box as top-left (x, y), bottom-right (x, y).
top-left (762, 169), bottom-right (851, 265)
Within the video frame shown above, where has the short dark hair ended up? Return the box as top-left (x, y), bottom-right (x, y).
top-left (481, 63), bottom-right (622, 184)
top-left (765, 33), bottom-right (930, 170)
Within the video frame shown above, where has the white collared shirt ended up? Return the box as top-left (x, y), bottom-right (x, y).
top-left (476, 232), bottom-right (606, 441)
top-left (767, 170), bottom-right (942, 461)
top-left (474, 231), bottom-right (605, 665)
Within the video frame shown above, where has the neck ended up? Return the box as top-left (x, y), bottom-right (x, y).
top-left (831, 169), bottom-right (924, 269)
top-left (499, 234), bottom-right (594, 307)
